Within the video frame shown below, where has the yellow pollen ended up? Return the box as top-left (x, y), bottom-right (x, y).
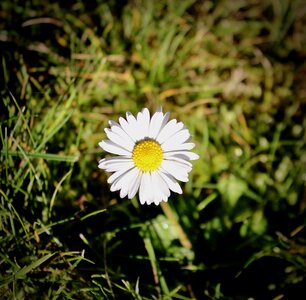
top-left (132, 139), bottom-right (163, 172)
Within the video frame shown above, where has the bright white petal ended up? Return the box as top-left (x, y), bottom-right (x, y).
top-left (119, 167), bottom-right (139, 198)
top-left (99, 140), bottom-right (131, 156)
top-left (142, 108), bottom-right (151, 119)
top-left (161, 160), bottom-right (189, 182)
top-left (105, 164), bottom-right (133, 172)
top-left (99, 157), bottom-right (131, 167)
top-left (156, 172), bottom-right (171, 198)
top-left (164, 151), bottom-right (199, 161)
top-left (158, 112), bottom-right (170, 132)
top-left (139, 172), bottom-right (153, 205)
top-left (104, 128), bottom-right (134, 152)
top-left (154, 198), bottom-right (163, 205)
top-left (110, 168), bottom-right (135, 193)
top-left (128, 170), bottom-right (142, 199)
top-left (136, 108), bottom-right (150, 140)
top-left (125, 112), bottom-right (144, 141)
top-left (107, 169), bottom-right (127, 184)
top-left (151, 172), bottom-right (170, 205)
top-left (109, 119), bottom-right (136, 142)
top-left (161, 129), bottom-right (190, 150)
top-left (156, 120), bottom-right (184, 144)
top-left (109, 123), bottom-right (135, 145)
top-left (107, 166), bottom-right (134, 184)
top-left (98, 157), bottom-right (135, 172)
top-left (150, 173), bottom-right (162, 205)
top-left (110, 172), bottom-right (127, 192)
top-left (164, 155), bottom-right (193, 169)
top-left (162, 142), bottom-right (195, 152)
top-left (119, 117), bottom-right (137, 142)
top-left (168, 158), bottom-right (192, 173)
top-left (158, 171), bottom-right (183, 194)
top-left (126, 112), bottom-right (137, 124)
top-left (149, 111), bottom-right (164, 139)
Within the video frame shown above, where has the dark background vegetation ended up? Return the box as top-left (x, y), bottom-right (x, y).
top-left (1, 0), bottom-right (306, 299)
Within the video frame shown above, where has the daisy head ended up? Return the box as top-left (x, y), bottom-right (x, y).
top-left (98, 107), bottom-right (199, 205)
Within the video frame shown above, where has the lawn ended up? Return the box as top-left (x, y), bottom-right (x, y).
top-left (1, 0), bottom-right (306, 299)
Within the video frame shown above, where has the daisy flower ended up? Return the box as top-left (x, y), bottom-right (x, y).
top-left (98, 107), bottom-right (199, 205)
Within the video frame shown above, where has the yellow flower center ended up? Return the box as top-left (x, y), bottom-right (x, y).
top-left (132, 139), bottom-right (163, 172)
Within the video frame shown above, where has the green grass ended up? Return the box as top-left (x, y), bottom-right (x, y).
top-left (1, 0), bottom-right (306, 299)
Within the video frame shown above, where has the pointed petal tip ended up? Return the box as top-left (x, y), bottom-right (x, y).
top-left (160, 198), bottom-right (168, 204)
top-left (139, 197), bottom-right (146, 205)
top-left (192, 153), bottom-right (200, 160)
top-left (152, 198), bottom-right (168, 205)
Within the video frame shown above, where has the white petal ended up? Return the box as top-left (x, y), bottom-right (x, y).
top-left (119, 117), bottom-right (137, 142)
top-left (119, 167), bottom-right (139, 198)
top-left (154, 198), bottom-right (163, 205)
top-left (105, 163), bottom-right (133, 172)
top-left (108, 170), bottom-right (126, 184)
top-left (104, 128), bottom-right (134, 152)
top-left (107, 166), bottom-right (134, 184)
top-left (164, 155), bottom-right (193, 169)
top-left (148, 111), bottom-right (164, 139)
top-left (126, 112), bottom-right (137, 124)
top-left (99, 159), bottom-right (134, 172)
top-left (109, 123), bottom-right (135, 145)
top-left (99, 157), bottom-right (131, 167)
top-left (161, 129), bottom-right (190, 150)
top-left (150, 173), bottom-right (161, 205)
top-left (142, 108), bottom-right (151, 119)
top-left (127, 112), bottom-right (143, 140)
top-left (139, 172), bottom-right (153, 205)
top-left (164, 151), bottom-right (199, 161)
top-left (168, 158), bottom-right (192, 173)
top-left (98, 157), bottom-right (112, 168)
top-left (162, 142), bottom-right (195, 152)
top-left (156, 120), bottom-right (184, 144)
top-left (99, 140), bottom-right (131, 156)
top-left (156, 172), bottom-right (171, 198)
top-left (159, 112), bottom-right (170, 132)
top-left (110, 172), bottom-right (128, 192)
top-left (149, 172), bottom-right (167, 205)
top-left (136, 109), bottom-right (150, 140)
top-left (158, 171), bottom-right (183, 194)
top-left (161, 160), bottom-right (189, 182)
top-left (128, 170), bottom-right (142, 199)
top-left (110, 168), bottom-right (135, 193)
